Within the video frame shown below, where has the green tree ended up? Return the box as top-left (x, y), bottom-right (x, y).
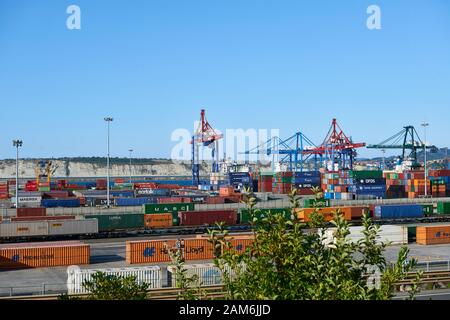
top-left (206, 187), bottom-right (422, 300)
top-left (167, 243), bottom-right (208, 300)
top-left (60, 272), bottom-right (150, 300)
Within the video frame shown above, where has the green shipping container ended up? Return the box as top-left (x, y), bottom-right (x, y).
top-left (239, 208), bottom-right (293, 224)
top-left (142, 203), bottom-right (195, 214)
top-left (304, 199), bottom-right (331, 208)
top-left (407, 226), bottom-right (417, 244)
top-left (172, 212), bottom-right (180, 226)
top-left (437, 202), bottom-right (450, 215)
top-left (87, 213), bottom-right (144, 232)
top-left (350, 170), bottom-right (383, 179)
top-left (421, 204), bottom-right (434, 215)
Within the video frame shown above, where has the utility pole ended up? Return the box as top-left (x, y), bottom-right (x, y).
top-left (12, 140), bottom-right (23, 208)
top-left (421, 122), bottom-right (429, 197)
top-left (128, 149), bottom-right (133, 184)
top-left (104, 117), bottom-right (114, 208)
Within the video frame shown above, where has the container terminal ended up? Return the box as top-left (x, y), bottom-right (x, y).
top-left (0, 109), bottom-right (450, 298)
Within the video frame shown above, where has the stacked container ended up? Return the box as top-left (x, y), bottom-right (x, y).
top-left (292, 171), bottom-right (320, 195)
top-left (429, 170), bottom-right (450, 197)
top-left (272, 172), bottom-right (293, 194)
top-left (0, 181), bottom-right (9, 199)
top-left (143, 203), bottom-right (195, 226)
top-left (228, 172), bottom-right (252, 189)
top-left (258, 172), bottom-right (273, 193)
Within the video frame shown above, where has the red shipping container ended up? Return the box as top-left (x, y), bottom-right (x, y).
top-left (16, 207), bottom-right (47, 218)
top-left (134, 183), bottom-right (158, 189)
top-left (179, 210), bottom-right (238, 226)
top-left (42, 191), bottom-right (70, 199)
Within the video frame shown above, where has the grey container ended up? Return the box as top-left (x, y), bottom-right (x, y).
top-left (0, 221), bottom-right (49, 238)
top-left (48, 219), bottom-right (98, 236)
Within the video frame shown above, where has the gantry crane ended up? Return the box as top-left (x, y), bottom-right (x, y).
top-left (35, 160), bottom-right (57, 186)
top-left (242, 132), bottom-right (319, 172)
top-left (191, 109), bottom-right (223, 185)
top-left (303, 118), bottom-right (366, 171)
top-left (367, 125), bottom-right (438, 168)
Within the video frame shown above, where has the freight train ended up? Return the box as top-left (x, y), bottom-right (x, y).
top-left (1, 202), bottom-right (450, 242)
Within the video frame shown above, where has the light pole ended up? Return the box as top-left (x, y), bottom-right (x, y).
top-left (104, 117), bottom-right (113, 207)
top-left (12, 140), bottom-right (23, 208)
top-left (128, 149), bottom-right (133, 184)
top-left (381, 149), bottom-right (386, 170)
top-left (421, 122), bottom-right (429, 197)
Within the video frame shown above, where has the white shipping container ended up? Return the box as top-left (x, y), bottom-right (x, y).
top-left (16, 196), bottom-right (42, 203)
top-left (48, 219), bottom-right (98, 236)
top-left (67, 265), bottom-right (163, 294)
top-left (167, 263), bottom-right (237, 288)
top-left (322, 225), bottom-right (408, 246)
top-left (0, 221), bottom-right (49, 237)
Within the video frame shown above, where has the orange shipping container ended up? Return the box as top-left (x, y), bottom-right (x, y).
top-left (296, 207), bottom-right (360, 222)
top-left (417, 226), bottom-right (450, 245)
top-left (228, 238), bottom-right (254, 255)
top-left (184, 239), bottom-right (214, 261)
top-left (144, 214), bottom-right (173, 229)
top-left (0, 242), bottom-right (90, 270)
top-left (126, 240), bottom-right (177, 264)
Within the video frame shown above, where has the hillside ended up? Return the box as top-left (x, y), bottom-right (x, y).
top-left (0, 158), bottom-right (210, 178)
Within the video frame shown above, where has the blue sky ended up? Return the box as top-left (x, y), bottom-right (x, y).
top-left (0, 0), bottom-right (449, 160)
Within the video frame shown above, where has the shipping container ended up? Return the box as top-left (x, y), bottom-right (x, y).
top-left (86, 213), bottom-right (144, 232)
top-left (114, 197), bottom-right (156, 207)
top-left (67, 265), bottom-right (163, 294)
top-left (437, 202), bottom-right (450, 215)
top-left (48, 219), bottom-right (99, 236)
top-left (183, 239), bottom-right (214, 261)
top-left (417, 226), bottom-right (450, 245)
top-left (126, 240), bottom-right (178, 264)
top-left (144, 214), bottom-right (173, 229)
top-left (374, 205), bottom-right (424, 219)
top-left (11, 216), bottom-right (76, 222)
top-left (0, 221), bottom-right (49, 238)
top-left (239, 208), bottom-right (292, 224)
top-left (167, 264), bottom-right (228, 287)
top-left (322, 225), bottom-right (408, 246)
top-left (143, 203), bottom-right (195, 214)
top-left (41, 198), bottom-right (80, 208)
top-left (296, 206), bottom-right (368, 222)
top-left (16, 207), bottom-right (46, 218)
top-left (179, 210), bottom-right (237, 226)
top-left (0, 242), bottom-right (90, 269)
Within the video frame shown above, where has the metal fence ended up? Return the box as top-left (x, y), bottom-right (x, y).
top-left (0, 283), bottom-right (68, 298)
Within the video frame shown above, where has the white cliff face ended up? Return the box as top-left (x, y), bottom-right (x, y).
top-left (0, 160), bottom-right (209, 178)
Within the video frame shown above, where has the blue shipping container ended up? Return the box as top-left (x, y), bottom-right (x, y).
top-left (354, 178), bottom-right (386, 185)
top-left (374, 205), bottom-right (423, 219)
top-left (114, 197), bottom-right (157, 206)
top-left (294, 177), bottom-right (321, 184)
top-left (110, 190), bottom-right (135, 198)
top-left (41, 198), bottom-right (80, 208)
top-left (294, 171), bottom-right (321, 178)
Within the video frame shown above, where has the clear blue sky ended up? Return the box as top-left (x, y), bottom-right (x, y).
top-left (1, 0), bottom-right (449, 160)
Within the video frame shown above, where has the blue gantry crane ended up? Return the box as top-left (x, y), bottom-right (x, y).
top-left (242, 131), bottom-right (320, 172)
